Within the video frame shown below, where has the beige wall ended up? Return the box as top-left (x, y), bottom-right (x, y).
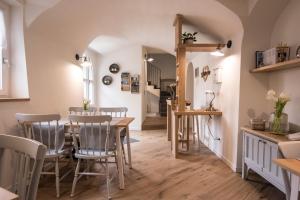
top-left (269, 0), bottom-right (300, 131)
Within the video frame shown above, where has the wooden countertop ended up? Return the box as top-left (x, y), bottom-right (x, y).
top-left (241, 127), bottom-right (290, 144)
top-left (273, 159), bottom-right (300, 176)
top-left (174, 109), bottom-right (222, 116)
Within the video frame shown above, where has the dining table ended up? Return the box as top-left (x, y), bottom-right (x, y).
top-left (64, 117), bottom-right (135, 190)
top-left (0, 187), bottom-right (18, 200)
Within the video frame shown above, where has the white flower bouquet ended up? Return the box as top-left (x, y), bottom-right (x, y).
top-left (266, 90), bottom-right (290, 134)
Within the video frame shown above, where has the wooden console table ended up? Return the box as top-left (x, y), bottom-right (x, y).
top-left (170, 108), bottom-right (222, 158)
top-left (241, 127), bottom-right (290, 199)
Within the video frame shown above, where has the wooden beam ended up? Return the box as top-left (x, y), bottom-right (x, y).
top-left (182, 43), bottom-right (226, 52)
top-left (174, 14), bottom-right (183, 50)
top-left (176, 47), bottom-right (186, 111)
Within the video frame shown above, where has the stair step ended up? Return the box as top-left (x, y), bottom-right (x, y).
top-left (142, 117), bottom-right (167, 130)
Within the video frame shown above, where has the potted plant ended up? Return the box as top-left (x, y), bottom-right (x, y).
top-left (83, 99), bottom-right (90, 111)
top-left (266, 90), bottom-right (290, 134)
top-left (182, 32), bottom-right (198, 44)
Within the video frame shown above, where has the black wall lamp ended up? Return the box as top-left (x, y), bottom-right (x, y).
top-left (75, 53), bottom-right (92, 67)
top-left (211, 40), bottom-right (232, 57)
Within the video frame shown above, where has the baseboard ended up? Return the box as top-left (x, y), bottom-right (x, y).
top-left (221, 155), bottom-right (241, 173)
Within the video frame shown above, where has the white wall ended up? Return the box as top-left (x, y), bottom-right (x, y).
top-left (96, 45), bottom-right (143, 130)
top-left (269, 0), bottom-right (300, 131)
top-left (190, 32), bottom-right (243, 170)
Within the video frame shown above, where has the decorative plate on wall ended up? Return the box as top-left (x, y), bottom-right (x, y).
top-left (109, 63), bottom-right (120, 74)
top-left (102, 75), bottom-right (113, 85)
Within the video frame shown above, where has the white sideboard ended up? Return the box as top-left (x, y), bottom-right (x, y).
top-left (242, 127), bottom-right (290, 197)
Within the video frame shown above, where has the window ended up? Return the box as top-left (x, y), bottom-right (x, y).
top-left (83, 65), bottom-right (94, 104)
top-left (0, 7), bottom-right (8, 95)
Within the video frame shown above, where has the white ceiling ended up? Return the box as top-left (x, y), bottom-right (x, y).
top-left (25, 0), bottom-right (245, 55)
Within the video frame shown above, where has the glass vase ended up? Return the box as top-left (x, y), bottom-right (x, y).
top-left (269, 112), bottom-right (289, 134)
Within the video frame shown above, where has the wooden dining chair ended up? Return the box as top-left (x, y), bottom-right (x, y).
top-left (68, 115), bottom-right (115, 200)
top-left (278, 141), bottom-right (300, 200)
top-left (68, 107), bottom-right (97, 115)
top-left (0, 134), bottom-right (47, 200)
top-left (15, 113), bottom-right (70, 198)
top-left (99, 107), bottom-right (128, 163)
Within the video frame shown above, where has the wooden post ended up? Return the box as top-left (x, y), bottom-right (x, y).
top-left (176, 47), bottom-right (186, 111)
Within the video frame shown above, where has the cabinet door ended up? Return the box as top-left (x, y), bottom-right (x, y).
top-left (263, 140), bottom-right (284, 185)
top-left (244, 133), bottom-right (264, 170)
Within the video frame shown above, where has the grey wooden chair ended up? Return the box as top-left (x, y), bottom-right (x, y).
top-left (0, 134), bottom-right (47, 200)
top-left (15, 113), bottom-right (70, 198)
top-left (69, 106), bottom-right (97, 115)
top-left (69, 115), bottom-right (115, 200)
top-left (99, 107), bottom-right (128, 163)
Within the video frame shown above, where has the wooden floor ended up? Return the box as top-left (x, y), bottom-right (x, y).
top-left (38, 130), bottom-right (285, 200)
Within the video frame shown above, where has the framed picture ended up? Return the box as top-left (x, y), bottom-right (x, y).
top-left (255, 51), bottom-right (264, 68)
top-left (121, 72), bottom-right (130, 91)
top-left (131, 75), bottom-right (139, 93)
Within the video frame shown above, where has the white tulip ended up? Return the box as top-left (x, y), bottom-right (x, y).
top-left (266, 89), bottom-right (276, 101)
top-left (279, 92), bottom-right (290, 102)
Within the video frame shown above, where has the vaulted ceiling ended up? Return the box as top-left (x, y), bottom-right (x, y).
top-left (23, 0), bottom-right (289, 55)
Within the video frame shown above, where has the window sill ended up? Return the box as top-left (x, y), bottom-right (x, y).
top-left (0, 98), bottom-right (30, 102)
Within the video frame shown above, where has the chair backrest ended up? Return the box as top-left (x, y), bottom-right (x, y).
top-left (15, 113), bottom-right (64, 154)
top-left (99, 107), bottom-right (128, 117)
top-left (69, 107), bottom-right (97, 116)
top-left (0, 134), bottom-right (46, 200)
top-left (68, 115), bottom-right (114, 156)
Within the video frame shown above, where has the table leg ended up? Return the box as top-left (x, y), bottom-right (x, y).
top-left (186, 115), bottom-right (190, 151)
top-left (125, 125), bottom-right (132, 169)
top-left (290, 174), bottom-right (299, 200)
top-left (116, 127), bottom-right (125, 189)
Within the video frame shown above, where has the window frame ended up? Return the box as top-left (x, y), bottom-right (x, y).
top-left (83, 64), bottom-right (94, 105)
top-left (0, 2), bottom-right (10, 96)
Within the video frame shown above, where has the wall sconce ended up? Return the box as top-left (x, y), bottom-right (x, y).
top-left (296, 46), bottom-right (300, 58)
top-left (211, 40), bottom-right (232, 57)
top-left (75, 54), bottom-right (92, 67)
top-left (144, 54), bottom-right (154, 62)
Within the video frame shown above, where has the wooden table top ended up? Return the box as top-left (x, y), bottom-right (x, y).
top-left (0, 187), bottom-right (18, 200)
top-left (173, 109), bottom-right (222, 116)
top-left (241, 127), bottom-right (290, 144)
top-left (273, 159), bottom-right (300, 176)
top-left (63, 117), bottom-right (135, 127)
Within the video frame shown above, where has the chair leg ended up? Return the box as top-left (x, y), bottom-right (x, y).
top-left (71, 159), bottom-right (81, 197)
top-left (106, 159), bottom-right (111, 200)
top-left (55, 157), bottom-right (60, 198)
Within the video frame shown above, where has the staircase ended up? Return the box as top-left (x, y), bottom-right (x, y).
top-left (146, 64), bottom-right (161, 97)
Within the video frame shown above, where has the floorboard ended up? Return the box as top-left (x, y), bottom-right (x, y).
top-left (37, 130), bottom-right (285, 200)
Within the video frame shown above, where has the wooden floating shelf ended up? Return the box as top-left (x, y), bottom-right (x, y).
top-left (177, 43), bottom-right (225, 52)
top-left (250, 58), bottom-right (300, 73)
